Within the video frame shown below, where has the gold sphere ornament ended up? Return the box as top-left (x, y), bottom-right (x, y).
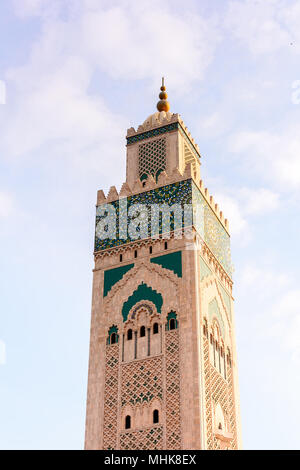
top-left (159, 91), bottom-right (168, 100)
top-left (156, 77), bottom-right (170, 112)
top-left (157, 100), bottom-right (170, 112)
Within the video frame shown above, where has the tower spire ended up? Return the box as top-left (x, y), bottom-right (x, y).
top-left (157, 77), bottom-right (170, 112)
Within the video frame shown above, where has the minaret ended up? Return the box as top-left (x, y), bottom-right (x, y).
top-left (84, 80), bottom-right (242, 450)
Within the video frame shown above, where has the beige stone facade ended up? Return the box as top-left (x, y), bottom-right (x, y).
top-left (84, 108), bottom-right (242, 450)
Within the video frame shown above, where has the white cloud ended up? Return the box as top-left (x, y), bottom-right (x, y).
top-left (0, 340), bottom-right (6, 365)
top-left (1, 54), bottom-right (126, 180)
top-left (214, 191), bottom-right (248, 237)
top-left (241, 264), bottom-right (290, 293)
top-left (212, 186), bottom-right (279, 243)
top-left (0, 80), bottom-right (6, 105)
top-left (11, 1), bottom-right (220, 91)
top-left (13, 0), bottom-right (61, 18)
top-left (273, 288), bottom-right (300, 319)
top-left (268, 288), bottom-right (300, 367)
top-left (228, 128), bottom-right (300, 189)
top-left (240, 264), bottom-right (300, 362)
top-left (0, 192), bottom-right (14, 217)
top-left (1, 0), bottom-right (221, 177)
top-left (239, 187), bottom-right (280, 215)
top-left (196, 111), bottom-right (230, 138)
top-left (79, 3), bottom-right (220, 89)
top-left (226, 0), bottom-right (295, 55)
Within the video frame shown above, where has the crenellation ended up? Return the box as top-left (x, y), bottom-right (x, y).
top-left (107, 186), bottom-right (119, 202)
top-left (119, 182), bottom-right (132, 197)
top-left (132, 178), bottom-right (144, 193)
top-left (144, 174), bottom-right (156, 190)
top-left (97, 189), bottom-right (106, 205)
top-left (157, 170), bottom-right (169, 185)
top-left (127, 127), bottom-right (136, 137)
top-left (95, 174), bottom-right (231, 251)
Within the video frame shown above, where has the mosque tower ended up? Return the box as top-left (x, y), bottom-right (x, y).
top-left (84, 80), bottom-right (242, 450)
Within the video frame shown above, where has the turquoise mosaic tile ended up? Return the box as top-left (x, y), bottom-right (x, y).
top-left (94, 179), bottom-right (232, 277)
top-left (199, 256), bottom-right (213, 280)
top-left (192, 183), bottom-right (232, 277)
top-left (103, 264), bottom-right (134, 297)
top-left (95, 179), bottom-right (192, 251)
top-left (218, 282), bottom-right (232, 320)
top-left (126, 122), bottom-right (178, 144)
top-left (151, 251), bottom-right (182, 278)
top-left (122, 282), bottom-right (163, 322)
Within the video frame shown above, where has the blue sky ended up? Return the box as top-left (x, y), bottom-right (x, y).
top-left (0, 0), bottom-right (300, 449)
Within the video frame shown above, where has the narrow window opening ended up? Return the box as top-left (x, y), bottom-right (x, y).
top-left (149, 246), bottom-right (153, 254)
top-left (169, 318), bottom-right (176, 330)
top-left (134, 250), bottom-right (137, 258)
top-left (140, 326), bottom-right (146, 337)
top-left (218, 422), bottom-right (222, 430)
top-left (120, 254), bottom-right (123, 262)
top-left (111, 333), bottom-right (117, 344)
top-left (127, 329), bottom-right (133, 340)
top-left (147, 327), bottom-right (150, 356)
top-left (227, 351), bottom-right (232, 367)
top-left (125, 415), bottom-right (131, 429)
top-left (164, 241), bottom-right (168, 250)
top-left (153, 323), bottom-right (159, 334)
top-left (153, 409), bottom-right (159, 424)
top-left (213, 340), bottom-right (216, 367)
top-left (134, 331), bottom-right (137, 359)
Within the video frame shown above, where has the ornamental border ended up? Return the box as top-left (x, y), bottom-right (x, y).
top-left (126, 122), bottom-right (201, 162)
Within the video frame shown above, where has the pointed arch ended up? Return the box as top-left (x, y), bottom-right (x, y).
top-left (122, 283), bottom-right (163, 322)
top-left (208, 297), bottom-right (225, 339)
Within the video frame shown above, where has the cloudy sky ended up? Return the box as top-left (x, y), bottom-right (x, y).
top-left (0, 0), bottom-right (300, 449)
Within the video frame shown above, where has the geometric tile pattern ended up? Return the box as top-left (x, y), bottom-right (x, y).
top-left (120, 426), bottom-right (164, 450)
top-left (203, 335), bottom-right (213, 449)
top-left (95, 179), bottom-right (232, 277)
top-left (203, 331), bottom-right (237, 450)
top-left (227, 368), bottom-right (237, 450)
top-left (165, 329), bottom-right (182, 449)
top-left (95, 180), bottom-right (192, 251)
top-left (127, 122), bottom-right (178, 145)
top-left (138, 138), bottom-right (166, 180)
top-left (121, 356), bottom-right (163, 407)
top-left (103, 344), bottom-right (119, 450)
top-left (192, 182), bottom-right (232, 276)
top-left (204, 203), bottom-right (232, 277)
top-left (126, 122), bottom-right (200, 163)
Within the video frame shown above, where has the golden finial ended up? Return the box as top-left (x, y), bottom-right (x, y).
top-left (157, 77), bottom-right (170, 112)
